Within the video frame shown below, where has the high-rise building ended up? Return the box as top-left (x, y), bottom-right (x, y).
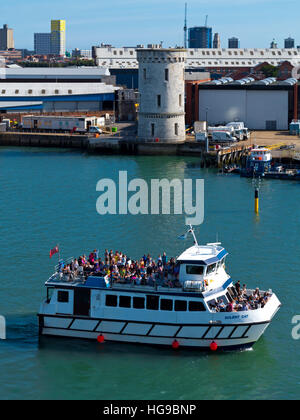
top-left (0, 24), bottom-right (14, 50)
top-left (34, 33), bottom-right (51, 55)
top-left (285, 37), bottom-right (295, 48)
top-left (213, 33), bottom-right (221, 49)
top-left (188, 27), bottom-right (212, 48)
top-left (228, 37), bottom-right (240, 49)
top-left (51, 20), bottom-right (66, 56)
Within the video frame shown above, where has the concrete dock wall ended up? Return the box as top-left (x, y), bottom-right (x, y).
top-left (0, 132), bottom-right (88, 148)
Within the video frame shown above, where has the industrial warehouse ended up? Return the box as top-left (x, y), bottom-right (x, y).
top-left (0, 82), bottom-right (118, 112)
top-left (195, 77), bottom-right (299, 131)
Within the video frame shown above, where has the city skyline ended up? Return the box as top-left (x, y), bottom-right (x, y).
top-left (0, 0), bottom-right (299, 51)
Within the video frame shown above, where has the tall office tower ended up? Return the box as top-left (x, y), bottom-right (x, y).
top-left (0, 24), bottom-right (14, 50)
top-left (285, 37), bottom-right (295, 48)
top-left (188, 27), bottom-right (212, 48)
top-left (34, 33), bottom-right (51, 55)
top-left (228, 37), bottom-right (240, 48)
top-left (50, 20), bottom-right (66, 56)
top-left (213, 33), bottom-right (221, 49)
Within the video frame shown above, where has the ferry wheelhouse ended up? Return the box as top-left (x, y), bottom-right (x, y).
top-left (38, 229), bottom-right (281, 351)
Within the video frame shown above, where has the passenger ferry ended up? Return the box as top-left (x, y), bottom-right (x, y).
top-left (38, 228), bottom-right (281, 351)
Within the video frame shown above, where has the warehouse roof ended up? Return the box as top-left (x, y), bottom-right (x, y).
top-left (201, 77), bottom-right (298, 90)
top-left (2, 67), bottom-right (110, 79)
top-left (0, 82), bottom-right (118, 97)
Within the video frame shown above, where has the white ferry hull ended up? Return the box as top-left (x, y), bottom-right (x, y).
top-left (38, 314), bottom-right (274, 351)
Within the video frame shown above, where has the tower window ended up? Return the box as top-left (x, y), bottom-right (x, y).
top-left (157, 95), bottom-right (161, 107)
top-left (179, 94), bottom-right (182, 107)
top-left (143, 68), bottom-right (147, 80)
top-left (165, 68), bottom-right (169, 81)
top-left (175, 123), bottom-right (179, 136)
top-left (151, 123), bottom-right (155, 137)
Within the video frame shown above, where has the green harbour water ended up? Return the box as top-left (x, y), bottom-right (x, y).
top-left (0, 147), bottom-right (299, 400)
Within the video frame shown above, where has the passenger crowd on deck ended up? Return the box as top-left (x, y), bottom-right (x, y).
top-left (58, 250), bottom-right (271, 311)
top-left (60, 249), bottom-right (181, 288)
top-left (209, 281), bottom-right (271, 312)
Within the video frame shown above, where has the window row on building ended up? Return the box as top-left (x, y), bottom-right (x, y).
top-left (1, 89), bottom-right (73, 95)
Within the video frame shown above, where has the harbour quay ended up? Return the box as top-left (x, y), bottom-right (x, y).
top-left (2, 127), bottom-right (299, 168)
top-left (0, 131), bottom-right (89, 148)
top-left (1, 46), bottom-right (300, 166)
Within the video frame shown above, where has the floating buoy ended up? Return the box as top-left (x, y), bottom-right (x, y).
top-left (172, 340), bottom-right (180, 349)
top-left (97, 334), bottom-right (105, 343)
top-left (255, 188), bottom-right (259, 214)
top-left (210, 341), bottom-right (218, 352)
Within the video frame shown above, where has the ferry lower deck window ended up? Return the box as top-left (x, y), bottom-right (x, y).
top-left (106, 295), bottom-right (118, 307)
top-left (189, 301), bottom-right (206, 312)
top-left (119, 296), bottom-right (131, 308)
top-left (57, 291), bottom-right (69, 303)
top-left (146, 295), bottom-right (159, 310)
top-left (175, 300), bottom-right (187, 312)
top-left (133, 297), bottom-right (145, 309)
top-left (160, 299), bottom-right (173, 311)
top-left (186, 265), bottom-right (204, 275)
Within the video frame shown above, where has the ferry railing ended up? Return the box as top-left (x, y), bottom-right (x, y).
top-left (47, 271), bottom-right (86, 284)
top-left (54, 257), bottom-right (74, 273)
top-left (107, 276), bottom-right (207, 293)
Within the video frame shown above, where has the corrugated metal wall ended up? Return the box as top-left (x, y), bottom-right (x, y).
top-left (198, 89), bottom-right (289, 130)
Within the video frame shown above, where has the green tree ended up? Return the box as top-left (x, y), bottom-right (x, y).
top-left (260, 64), bottom-right (279, 78)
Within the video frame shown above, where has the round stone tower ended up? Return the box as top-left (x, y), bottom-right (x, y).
top-left (137, 48), bottom-right (186, 143)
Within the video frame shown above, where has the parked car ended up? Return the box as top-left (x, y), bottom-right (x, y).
top-left (88, 126), bottom-right (103, 134)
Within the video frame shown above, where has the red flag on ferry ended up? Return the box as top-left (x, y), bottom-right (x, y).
top-left (49, 246), bottom-right (59, 258)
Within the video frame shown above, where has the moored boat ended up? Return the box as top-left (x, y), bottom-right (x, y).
top-left (241, 147), bottom-right (272, 177)
top-left (38, 227), bottom-right (281, 351)
top-left (241, 147), bottom-right (300, 180)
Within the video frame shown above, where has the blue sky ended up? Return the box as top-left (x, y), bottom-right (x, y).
top-left (1, 0), bottom-right (299, 50)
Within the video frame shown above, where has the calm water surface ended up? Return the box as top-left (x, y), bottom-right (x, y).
top-left (0, 147), bottom-right (299, 400)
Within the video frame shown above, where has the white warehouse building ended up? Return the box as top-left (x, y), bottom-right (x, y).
top-left (0, 82), bottom-right (119, 112)
top-left (93, 45), bottom-right (300, 69)
top-left (198, 78), bottom-right (297, 130)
